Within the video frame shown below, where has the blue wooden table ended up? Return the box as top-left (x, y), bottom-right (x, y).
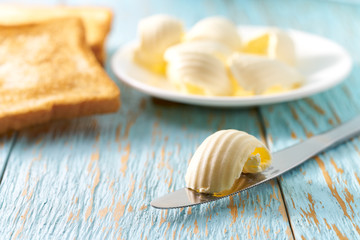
top-left (1, 0), bottom-right (360, 239)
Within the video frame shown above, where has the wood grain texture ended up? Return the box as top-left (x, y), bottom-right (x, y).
top-left (0, 94), bottom-right (293, 239)
top-left (258, 1), bottom-right (360, 239)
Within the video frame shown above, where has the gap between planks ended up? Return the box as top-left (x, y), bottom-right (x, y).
top-left (256, 108), bottom-right (296, 240)
top-left (0, 132), bottom-right (18, 185)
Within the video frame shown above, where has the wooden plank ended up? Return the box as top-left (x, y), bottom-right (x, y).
top-left (258, 1), bottom-right (360, 239)
top-left (0, 1), bottom-right (295, 239)
top-left (0, 97), bottom-right (293, 239)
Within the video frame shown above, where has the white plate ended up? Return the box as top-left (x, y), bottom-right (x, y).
top-left (111, 26), bottom-right (352, 107)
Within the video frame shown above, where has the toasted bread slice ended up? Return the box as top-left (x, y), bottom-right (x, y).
top-left (0, 5), bottom-right (112, 64)
top-left (0, 18), bottom-right (120, 134)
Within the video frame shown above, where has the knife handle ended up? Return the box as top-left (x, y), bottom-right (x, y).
top-left (269, 115), bottom-right (360, 176)
top-left (322, 115), bottom-right (360, 147)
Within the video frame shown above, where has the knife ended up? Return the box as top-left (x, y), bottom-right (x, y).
top-left (151, 115), bottom-right (360, 209)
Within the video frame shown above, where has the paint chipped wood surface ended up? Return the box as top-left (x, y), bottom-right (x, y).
top-left (257, 1), bottom-right (360, 239)
top-left (0, 105), bottom-right (292, 239)
top-left (1, 0), bottom-right (360, 239)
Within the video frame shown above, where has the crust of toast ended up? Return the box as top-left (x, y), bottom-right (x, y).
top-left (0, 5), bottom-right (112, 64)
top-left (0, 18), bottom-right (120, 134)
